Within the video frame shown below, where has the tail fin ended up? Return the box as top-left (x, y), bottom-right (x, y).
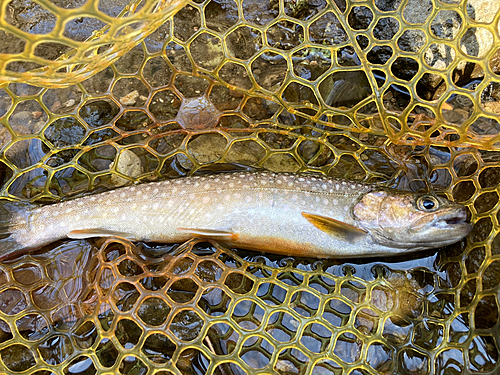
top-left (0, 200), bottom-right (36, 260)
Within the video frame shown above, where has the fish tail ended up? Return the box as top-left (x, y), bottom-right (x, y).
top-left (0, 200), bottom-right (36, 259)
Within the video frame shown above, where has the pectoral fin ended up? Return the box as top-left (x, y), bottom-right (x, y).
top-left (177, 228), bottom-right (239, 241)
top-left (68, 229), bottom-right (138, 240)
top-left (302, 212), bottom-right (367, 243)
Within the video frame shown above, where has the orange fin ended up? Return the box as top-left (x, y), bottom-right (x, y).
top-left (177, 228), bottom-right (239, 241)
top-left (68, 229), bottom-right (137, 240)
top-left (301, 212), bottom-right (367, 243)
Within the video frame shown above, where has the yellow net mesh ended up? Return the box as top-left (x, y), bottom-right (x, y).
top-left (0, 0), bottom-right (189, 87)
top-left (0, 0), bottom-right (499, 374)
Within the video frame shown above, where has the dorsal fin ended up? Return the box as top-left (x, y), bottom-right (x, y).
top-left (302, 212), bottom-right (367, 243)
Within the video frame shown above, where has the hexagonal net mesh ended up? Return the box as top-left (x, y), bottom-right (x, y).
top-left (0, 0), bottom-right (499, 374)
top-left (0, 0), bottom-right (189, 88)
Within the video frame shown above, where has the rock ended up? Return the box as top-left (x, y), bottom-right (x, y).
top-left (110, 149), bottom-right (143, 186)
top-left (176, 96), bottom-right (221, 130)
top-left (63, 99), bottom-right (76, 107)
top-left (262, 153), bottom-right (300, 172)
top-left (403, 0), bottom-right (433, 24)
top-left (186, 133), bottom-right (227, 164)
top-left (483, 101), bottom-right (500, 114)
top-left (119, 90), bottom-right (140, 106)
top-left (177, 153), bottom-right (194, 170)
top-left (225, 140), bottom-right (266, 165)
top-left (392, 0), bottom-right (496, 72)
top-left (466, 0), bottom-right (498, 23)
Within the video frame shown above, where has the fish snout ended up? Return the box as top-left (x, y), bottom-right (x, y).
top-left (409, 206), bottom-right (470, 233)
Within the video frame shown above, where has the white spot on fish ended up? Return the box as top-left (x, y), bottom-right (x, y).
top-left (315, 197), bottom-right (320, 203)
top-left (153, 188), bottom-right (159, 194)
top-left (204, 184), bottom-right (210, 190)
top-left (224, 194), bottom-right (230, 201)
top-left (322, 184), bottom-right (327, 190)
top-left (120, 192), bottom-right (126, 198)
top-left (299, 178), bottom-right (305, 181)
top-left (203, 196), bottom-right (210, 204)
top-left (323, 199), bottom-right (329, 205)
top-left (333, 199), bottom-right (339, 205)
top-left (152, 203), bottom-right (159, 210)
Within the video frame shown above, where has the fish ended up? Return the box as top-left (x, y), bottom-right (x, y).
top-left (0, 172), bottom-right (471, 259)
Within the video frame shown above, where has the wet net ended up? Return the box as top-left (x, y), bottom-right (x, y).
top-left (0, 0), bottom-right (499, 374)
top-left (0, 0), bottom-right (189, 87)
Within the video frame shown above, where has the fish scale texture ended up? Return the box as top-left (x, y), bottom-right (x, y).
top-left (0, 0), bottom-right (499, 374)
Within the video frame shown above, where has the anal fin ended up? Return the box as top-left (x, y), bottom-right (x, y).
top-left (302, 212), bottom-right (367, 243)
top-left (177, 227), bottom-right (239, 241)
top-left (68, 229), bottom-right (138, 240)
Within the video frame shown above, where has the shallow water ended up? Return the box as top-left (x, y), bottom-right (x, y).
top-left (0, 0), bottom-right (499, 374)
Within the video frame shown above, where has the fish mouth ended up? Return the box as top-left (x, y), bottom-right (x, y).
top-left (410, 207), bottom-right (470, 232)
top-left (436, 209), bottom-right (468, 227)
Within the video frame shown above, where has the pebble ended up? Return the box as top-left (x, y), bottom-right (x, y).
top-left (119, 90), bottom-right (140, 106)
top-left (110, 149), bottom-right (143, 186)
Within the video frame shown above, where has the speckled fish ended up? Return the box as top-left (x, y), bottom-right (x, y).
top-left (0, 172), bottom-right (471, 259)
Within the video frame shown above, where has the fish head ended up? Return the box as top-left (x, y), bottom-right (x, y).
top-left (353, 190), bottom-right (471, 251)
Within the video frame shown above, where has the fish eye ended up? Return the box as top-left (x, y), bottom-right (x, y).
top-left (417, 196), bottom-right (439, 211)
